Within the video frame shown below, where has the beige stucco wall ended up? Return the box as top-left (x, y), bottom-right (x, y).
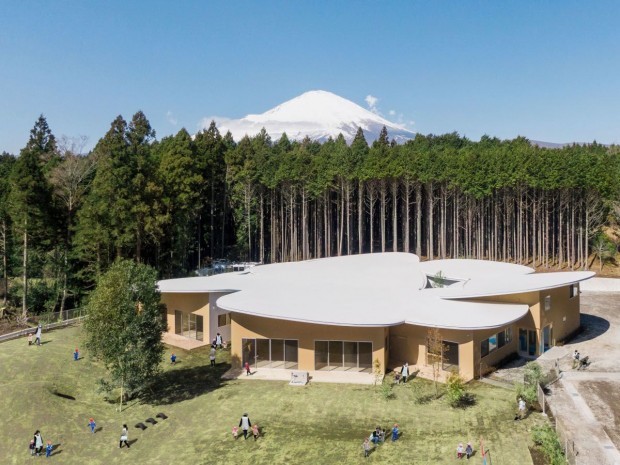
top-left (230, 312), bottom-right (387, 372)
top-left (389, 324), bottom-right (476, 381)
top-left (538, 285), bottom-right (580, 343)
top-left (160, 292), bottom-right (210, 346)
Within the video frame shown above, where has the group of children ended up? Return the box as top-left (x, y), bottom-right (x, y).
top-left (362, 424), bottom-right (400, 457)
top-left (456, 442), bottom-right (474, 459)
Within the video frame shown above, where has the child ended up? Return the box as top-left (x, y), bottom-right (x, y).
top-left (28, 333), bottom-right (33, 346)
top-left (45, 440), bottom-right (53, 458)
top-left (232, 426), bottom-right (239, 440)
top-left (88, 418), bottom-right (96, 433)
top-left (244, 361), bottom-right (251, 376)
top-left (391, 423), bottom-right (399, 441)
top-left (171, 353), bottom-right (177, 365)
top-left (465, 442), bottom-right (473, 459)
top-left (362, 437), bottom-right (371, 458)
top-left (74, 348), bottom-right (79, 361)
top-left (457, 443), bottom-right (464, 459)
top-left (252, 424), bottom-right (260, 440)
top-left (29, 439), bottom-right (35, 456)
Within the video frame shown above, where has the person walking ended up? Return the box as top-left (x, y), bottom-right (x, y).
top-left (572, 350), bottom-right (580, 369)
top-left (33, 430), bottom-right (43, 456)
top-left (210, 346), bottom-right (216, 367)
top-left (34, 324), bottom-right (42, 346)
top-left (88, 418), bottom-right (96, 433)
top-left (119, 424), bottom-right (130, 448)
top-left (45, 440), bottom-right (53, 458)
top-left (216, 332), bottom-right (223, 349)
top-left (518, 397), bottom-right (527, 419)
top-left (170, 353), bottom-right (177, 365)
top-left (401, 362), bottom-right (409, 384)
top-left (391, 424), bottom-right (400, 441)
top-left (465, 442), bottom-right (473, 459)
top-left (74, 348), bottom-right (79, 361)
top-left (239, 413), bottom-right (252, 440)
top-left (362, 437), bottom-right (371, 458)
top-left (244, 361), bottom-right (251, 375)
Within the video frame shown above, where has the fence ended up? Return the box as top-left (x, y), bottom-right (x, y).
top-left (0, 308), bottom-right (87, 344)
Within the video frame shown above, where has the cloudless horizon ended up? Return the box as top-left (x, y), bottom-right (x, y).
top-left (1, 0), bottom-right (619, 154)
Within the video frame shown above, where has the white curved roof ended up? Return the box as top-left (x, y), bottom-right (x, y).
top-left (418, 259), bottom-right (534, 280)
top-left (158, 253), bottom-right (593, 330)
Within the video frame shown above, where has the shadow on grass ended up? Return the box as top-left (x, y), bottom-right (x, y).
top-left (141, 362), bottom-right (232, 405)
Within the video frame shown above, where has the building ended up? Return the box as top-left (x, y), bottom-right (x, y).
top-left (158, 253), bottom-right (593, 382)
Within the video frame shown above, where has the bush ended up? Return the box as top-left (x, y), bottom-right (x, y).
top-left (446, 372), bottom-right (475, 408)
top-left (380, 380), bottom-right (395, 401)
top-left (532, 424), bottom-right (565, 465)
top-left (515, 382), bottom-right (537, 406)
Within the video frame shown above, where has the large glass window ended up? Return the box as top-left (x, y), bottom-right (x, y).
top-left (314, 340), bottom-right (373, 372)
top-left (174, 310), bottom-right (203, 341)
top-left (481, 339), bottom-right (489, 358)
top-left (519, 328), bottom-right (527, 352)
top-left (488, 334), bottom-right (498, 352)
top-left (242, 338), bottom-right (298, 369)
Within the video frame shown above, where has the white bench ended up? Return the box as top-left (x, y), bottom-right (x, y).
top-left (289, 370), bottom-right (309, 386)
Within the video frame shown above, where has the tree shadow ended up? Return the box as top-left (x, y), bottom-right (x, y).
top-left (141, 362), bottom-right (232, 405)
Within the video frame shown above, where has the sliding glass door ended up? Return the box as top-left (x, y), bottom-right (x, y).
top-left (242, 338), bottom-right (298, 369)
top-left (314, 340), bottom-right (373, 372)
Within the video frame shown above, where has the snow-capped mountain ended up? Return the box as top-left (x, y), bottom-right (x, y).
top-left (205, 90), bottom-right (415, 144)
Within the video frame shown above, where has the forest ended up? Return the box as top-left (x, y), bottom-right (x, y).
top-left (0, 113), bottom-right (619, 316)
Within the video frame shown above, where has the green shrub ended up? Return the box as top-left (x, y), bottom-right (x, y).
top-left (515, 382), bottom-right (537, 405)
top-left (380, 380), bottom-right (395, 401)
top-left (446, 372), bottom-right (475, 408)
top-left (532, 424), bottom-right (565, 465)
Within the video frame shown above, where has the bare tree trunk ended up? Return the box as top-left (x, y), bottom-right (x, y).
top-left (357, 180), bottom-right (364, 254)
top-left (415, 184), bottom-right (422, 256)
top-left (22, 220), bottom-right (27, 318)
top-left (392, 179), bottom-right (398, 252)
top-left (2, 219), bottom-right (8, 306)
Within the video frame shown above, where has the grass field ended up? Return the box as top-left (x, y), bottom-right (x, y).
top-left (0, 325), bottom-right (542, 465)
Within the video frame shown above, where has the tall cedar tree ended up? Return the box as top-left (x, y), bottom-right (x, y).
top-left (8, 116), bottom-right (57, 317)
top-left (83, 259), bottom-right (166, 411)
top-left (0, 153), bottom-right (16, 309)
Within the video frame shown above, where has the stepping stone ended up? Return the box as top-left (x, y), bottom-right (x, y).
top-left (156, 413), bottom-right (168, 420)
top-left (145, 418), bottom-right (157, 425)
top-left (135, 423), bottom-right (147, 430)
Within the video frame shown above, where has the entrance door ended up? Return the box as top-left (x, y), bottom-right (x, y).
top-left (443, 341), bottom-right (459, 371)
top-left (542, 326), bottom-right (552, 353)
top-left (519, 328), bottom-right (538, 357)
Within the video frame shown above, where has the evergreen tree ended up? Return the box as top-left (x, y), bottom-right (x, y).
top-left (8, 116), bottom-right (56, 317)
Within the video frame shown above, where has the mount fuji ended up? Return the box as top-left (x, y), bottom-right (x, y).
top-left (204, 90), bottom-right (415, 144)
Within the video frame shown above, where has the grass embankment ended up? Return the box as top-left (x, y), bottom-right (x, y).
top-left (0, 326), bottom-right (541, 464)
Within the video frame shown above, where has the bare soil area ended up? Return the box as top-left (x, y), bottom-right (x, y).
top-left (578, 381), bottom-right (620, 451)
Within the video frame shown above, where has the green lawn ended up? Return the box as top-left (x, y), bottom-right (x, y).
top-left (0, 325), bottom-right (542, 465)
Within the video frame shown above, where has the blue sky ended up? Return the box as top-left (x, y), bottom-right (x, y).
top-left (1, 1), bottom-right (619, 154)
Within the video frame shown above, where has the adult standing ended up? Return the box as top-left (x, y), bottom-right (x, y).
top-left (210, 346), bottom-right (216, 367)
top-left (239, 413), bottom-right (252, 440)
top-left (215, 332), bottom-right (223, 349)
top-left (34, 324), bottom-right (42, 346)
top-left (33, 430), bottom-right (43, 456)
top-left (119, 424), bottom-right (130, 448)
top-left (401, 362), bottom-right (409, 384)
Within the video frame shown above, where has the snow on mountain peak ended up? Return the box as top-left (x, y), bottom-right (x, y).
top-left (203, 90), bottom-right (415, 144)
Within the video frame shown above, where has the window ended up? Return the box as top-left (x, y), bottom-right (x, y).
top-left (570, 284), bottom-right (579, 298)
top-left (315, 340), bottom-right (373, 372)
top-left (544, 295), bottom-right (551, 311)
top-left (480, 339), bottom-right (489, 358)
top-left (217, 313), bottom-right (231, 327)
top-left (480, 327), bottom-right (512, 359)
top-left (497, 331), bottom-right (506, 348)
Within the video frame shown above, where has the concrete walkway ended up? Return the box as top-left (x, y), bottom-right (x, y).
top-left (544, 292), bottom-right (620, 465)
top-left (223, 366), bottom-right (378, 385)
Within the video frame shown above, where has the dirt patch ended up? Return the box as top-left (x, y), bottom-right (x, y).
top-left (578, 380), bottom-right (620, 450)
top-left (529, 445), bottom-right (548, 465)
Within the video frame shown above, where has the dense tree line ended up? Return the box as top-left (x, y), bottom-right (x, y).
top-left (1, 114), bottom-right (618, 315)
